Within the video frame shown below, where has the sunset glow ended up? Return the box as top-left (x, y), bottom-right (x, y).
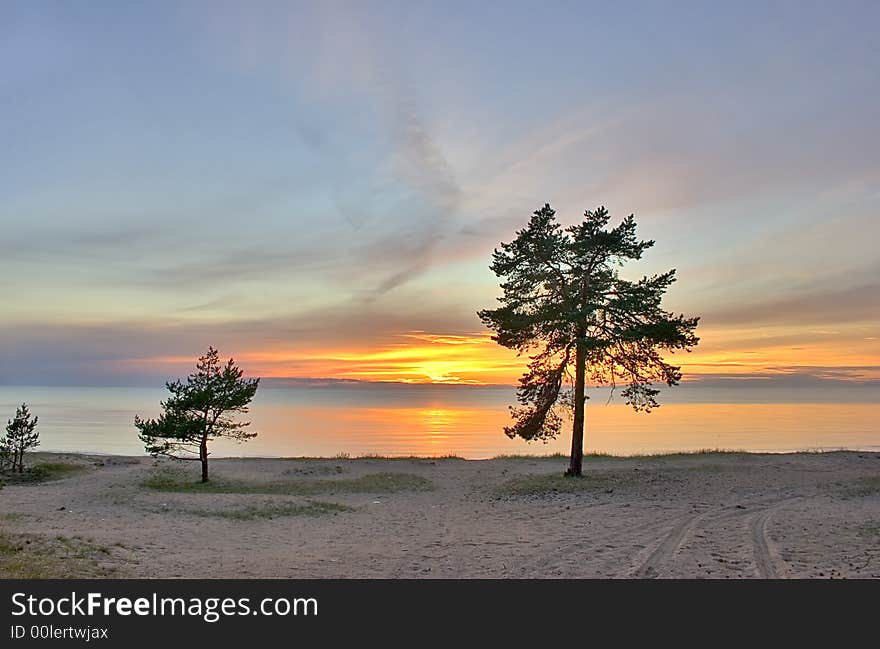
top-left (121, 332), bottom-right (524, 384)
top-left (115, 323), bottom-right (880, 386)
top-left (1, 3), bottom-right (877, 393)
top-left (5, 1), bottom-right (880, 593)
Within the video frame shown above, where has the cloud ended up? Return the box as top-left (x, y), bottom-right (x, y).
top-left (3, 2), bottom-right (880, 389)
top-left (328, 44), bottom-right (462, 298)
top-left (688, 369), bottom-right (880, 387)
top-left (187, 2), bottom-right (463, 298)
top-left (703, 279), bottom-right (880, 328)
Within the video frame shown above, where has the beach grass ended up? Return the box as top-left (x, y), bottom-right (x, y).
top-left (835, 476), bottom-right (880, 499)
top-left (336, 453), bottom-right (463, 460)
top-left (493, 452), bottom-right (570, 460)
top-left (235, 453), bottom-right (463, 461)
top-left (2, 461), bottom-right (90, 484)
top-left (0, 531), bottom-right (118, 578)
top-left (858, 522), bottom-right (880, 538)
top-left (497, 472), bottom-right (616, 496)
top-left (492, 449), bottom-right (751, 461)
top-left (143, 470), bottom-right (433, 495)
top-left (633, 449), bottom-right (751, 460)
top-left (161, 500), bottom-right (354, 521)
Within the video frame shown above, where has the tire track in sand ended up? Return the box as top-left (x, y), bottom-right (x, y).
top-left (630, 509), bottom-right (710, 578)
top-left (750, 497), bottom-right (800, 579)
top-left (630, 496), bottom-right (800, 579)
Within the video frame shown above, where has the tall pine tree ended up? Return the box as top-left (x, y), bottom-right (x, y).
top-left (479, 204), bottom-right (700, 476)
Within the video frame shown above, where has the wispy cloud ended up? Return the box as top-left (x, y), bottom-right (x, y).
top-left (702, 279), bottom-right (880, 328)
top-left (2, 2), bottom-right (879, 387)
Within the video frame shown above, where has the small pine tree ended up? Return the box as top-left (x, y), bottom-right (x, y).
top-left (1, 403), bottom-right (40, 474)
top-left (135, 347), bottom-right (260, 482)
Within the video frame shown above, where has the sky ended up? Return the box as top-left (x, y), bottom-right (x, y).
top-left (1, 1), bottom-right (879, 387)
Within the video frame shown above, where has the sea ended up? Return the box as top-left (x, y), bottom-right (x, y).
top-left (0, 382), bottom-right (877, 459)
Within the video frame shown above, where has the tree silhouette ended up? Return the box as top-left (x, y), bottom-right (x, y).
top-left (1, 403), bottom-right (40, 474)
top-left (479, 204), bottom-right (700, 476)
top-left (135, 347), bottom-right (260, 482)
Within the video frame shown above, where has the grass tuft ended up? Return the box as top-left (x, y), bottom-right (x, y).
top-left (2, 461), bottom-right (89, 484)
top-left (0, 532), bottom-right (119, 578)
top-left (160, 500), bottom-right (354, 520)
top-left (833, 476), bottom-right (880, 499)
top-left (143, 471), bottom-right (433, 495)
top-left (492, 449), bottom-right (752, 461)
top-left (497, 472), bottom-right (615, 496)
top-left (858, 522), bottom-right (880, 538)
top-left (493, 452), bottom-right (569, 460)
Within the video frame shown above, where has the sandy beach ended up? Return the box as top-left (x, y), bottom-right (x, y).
top-left (1, 451), bottom-right (878, 579)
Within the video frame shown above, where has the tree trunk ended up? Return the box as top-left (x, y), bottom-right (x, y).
top-left (199, 436), bottom-right (209, 483)
top-left (566, 337), bottom-right (586, 477)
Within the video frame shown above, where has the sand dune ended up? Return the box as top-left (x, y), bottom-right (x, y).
top-left (1, 451), bottom-right (878, 578)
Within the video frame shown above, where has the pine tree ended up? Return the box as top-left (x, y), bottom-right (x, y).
top-left (135, 347), bottom-right (260, 482)
top-left (2, 403), bottom-right (40, 474)
top-left (479, 204), bottom-right (700, 476)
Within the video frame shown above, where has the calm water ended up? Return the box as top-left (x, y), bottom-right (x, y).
top-left (0, 384), bottom-right (878, 459)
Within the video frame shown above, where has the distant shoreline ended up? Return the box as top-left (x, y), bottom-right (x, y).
top-left (3, 378), bottom-right (880, 391)
top-left (20, 447), bottom-right (880, 462)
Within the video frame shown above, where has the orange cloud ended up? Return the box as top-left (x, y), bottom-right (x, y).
top-left (679, 324), bottom-right (880, 381)
top-left (121, 323), bottom-right (880, 385)
top-left (123, 332), bottom-right (523, 384)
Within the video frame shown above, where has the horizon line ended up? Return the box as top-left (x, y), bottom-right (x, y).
top-left (1, 375), bottom-right (879, 390)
